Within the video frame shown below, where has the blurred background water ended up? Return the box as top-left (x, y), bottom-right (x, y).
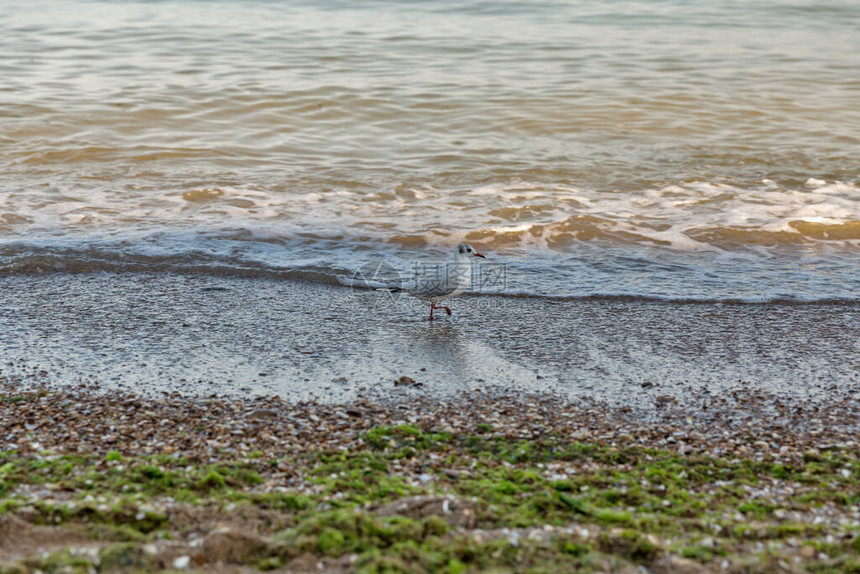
top-left (1, 0), bottom-right (859, 301)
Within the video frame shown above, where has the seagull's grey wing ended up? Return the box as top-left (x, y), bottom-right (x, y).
top-left (409, 281), bottom-right (456, 299)
top-left (408, 260), bottom-right (471, 298)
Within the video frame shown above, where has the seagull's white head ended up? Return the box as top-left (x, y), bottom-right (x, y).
top-left (456, 243), bottom-right (486, 259)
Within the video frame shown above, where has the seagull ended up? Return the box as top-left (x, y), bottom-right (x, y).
top-left (405, 243), bottom-right (486, 320)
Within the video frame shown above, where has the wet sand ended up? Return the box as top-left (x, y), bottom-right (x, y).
top-left (1, 272), bottom-right (858, 410)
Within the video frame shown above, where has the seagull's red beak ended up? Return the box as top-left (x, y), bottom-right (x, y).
top-left (474, 252), bottom-right (486, 258)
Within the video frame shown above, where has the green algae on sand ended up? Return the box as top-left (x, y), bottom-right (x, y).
top-left (1, 383), bottom-right (860, 573)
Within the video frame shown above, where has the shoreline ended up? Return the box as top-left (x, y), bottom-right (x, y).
top-left (1, 379), bottom-right (859, 572)
top-left (2, 272), bottom-right (859, 408)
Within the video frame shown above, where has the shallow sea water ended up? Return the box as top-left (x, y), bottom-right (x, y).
top-left (1, 0), bottom-right (859, 301)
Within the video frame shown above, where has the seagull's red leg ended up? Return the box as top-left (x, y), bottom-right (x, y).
top-left (429, 302), bottom-right (451, 319)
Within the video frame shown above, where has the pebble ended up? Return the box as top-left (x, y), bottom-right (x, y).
top-left (394, 376), bottom-right (422, 387)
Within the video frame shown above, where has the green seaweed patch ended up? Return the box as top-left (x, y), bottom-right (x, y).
top-left (97, 542), bottom-right (155, 571)
top-left (311, 452), bottom-right (420, 504)
top-left (31, 499), bottom-right (168, 534)
top-left (21, 549), bottom-right (97, 574)
top-left (276, 509), bottom-right (442, 558)
top-left (1, 425), bottom-right (859, 572)
top-left (363, 424), bottom-right (453, 452)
